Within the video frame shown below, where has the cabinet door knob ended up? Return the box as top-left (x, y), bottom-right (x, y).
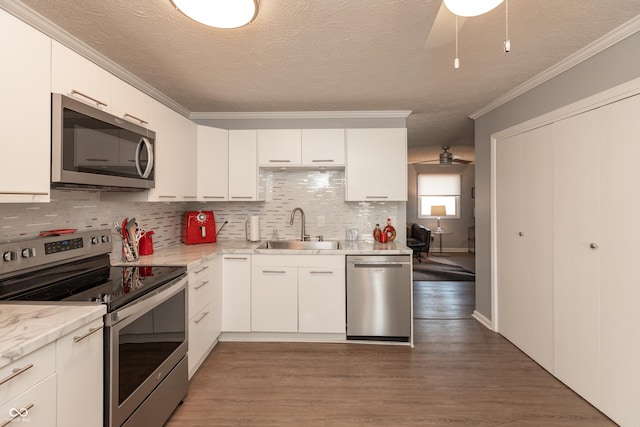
top-left (518, 232), bottom-right (524, 237)
top-left (589, 243), bottom-right (598, 249)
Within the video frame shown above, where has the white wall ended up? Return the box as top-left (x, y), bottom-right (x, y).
top-left (474, 30), bottom-right (640, 321)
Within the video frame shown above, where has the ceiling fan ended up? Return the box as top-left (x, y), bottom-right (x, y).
top-left (412, 146), bottom-right (472, 166)
top-left (424, 0), bottom-right (505, 50)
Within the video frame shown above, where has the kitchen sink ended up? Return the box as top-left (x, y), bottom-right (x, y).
top-left (256, 240), bottom-right (341, 250)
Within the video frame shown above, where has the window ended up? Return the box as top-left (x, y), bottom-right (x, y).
top-left (417, 173), bottom-right (461, 219)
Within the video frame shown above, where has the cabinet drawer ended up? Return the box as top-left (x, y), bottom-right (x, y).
top-left (0, 342), bottom-right (55, 406)
top-left (188, 303), bottom-right (217, 379)
top-left (0, 374), bottom-right (56, 427)
top-left (189, 263), bottom-right (214, 316)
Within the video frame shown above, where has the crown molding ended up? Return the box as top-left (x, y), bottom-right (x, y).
top-left (470, 14), bottom-right (640, 120)
top-left (0, 0), bottom-right (191, 118)
top-left (190, 110), bottom-right (412, 120)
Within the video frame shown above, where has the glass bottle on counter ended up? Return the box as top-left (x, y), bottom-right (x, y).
top-left (373, 224), bottom-right (382, 242)
top-left (383, 218), bottom-right (396, 242)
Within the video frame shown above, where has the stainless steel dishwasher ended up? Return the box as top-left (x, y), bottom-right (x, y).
top-left (346, 254), bottom-right (412, 342)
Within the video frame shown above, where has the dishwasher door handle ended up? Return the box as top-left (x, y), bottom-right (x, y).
top-left (351, 263), bottom-right (409, 268)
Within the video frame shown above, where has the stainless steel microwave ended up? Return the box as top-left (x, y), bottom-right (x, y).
top-left (51, 93), bottom-right (156, 191)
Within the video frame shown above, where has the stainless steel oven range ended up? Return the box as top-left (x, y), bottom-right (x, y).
top-left (0, 229), bottom-right (188, 427)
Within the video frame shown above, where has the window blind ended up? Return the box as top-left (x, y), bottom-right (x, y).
top-left (418, 174), bottom-right (461, 196)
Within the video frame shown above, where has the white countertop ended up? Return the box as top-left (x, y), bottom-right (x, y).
top-left (111, 239), bottom-right (412, 267)
top-left (0, 303), bottom-right (106, 368)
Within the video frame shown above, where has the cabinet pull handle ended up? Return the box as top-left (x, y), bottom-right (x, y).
top-left (73, 327), bottom-right (101, 343)
top-left (309, 271), bottom-right (333, 274)
top-left (194, 266), bottom-right (210, 274)
top-left (123, 113), bottom-right (149, 126)
top-left (224, 257), bottom-right (248, 260)
top-left (203, 196), bottom-right (225, 199)
top-left (194, 280), bottom-right (210, 290)
top-left (159, 195), bottom-right (177, 199)
top-left (231, 196), bottom-right (253, 199)
top-left (262, 270), bottom-right (286, 274)
top-left (0, 191), bottom-right (49, 196)
top-left (71, 89), bottom-right (107, 107)
top-left (183, 196), bottom-right (198, 199)
top-left (269, 160), bottom-right (291, 163)
top-left (366, 196), bottom-right (389, 199)
top-left (194, 311), bottom-right (210, 324)
top-left (311, 159), bottom-right (334, 163)
top-left (0, 364), bottom-right (34, 386)
top-left (1, 403), bottom-right (34, 427)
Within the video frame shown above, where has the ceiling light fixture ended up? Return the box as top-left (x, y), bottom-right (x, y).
top-left (443, 0), bottom-right (504, 17)
top-left (454, 15), bottom-right (460, 69)
top-left (504, 0), bottom-right (511, 52)
top-left (170, 0), bottom-right (259, 29)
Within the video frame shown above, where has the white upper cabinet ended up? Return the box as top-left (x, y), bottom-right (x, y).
top-left (111, 78), bottom-right (153, 129)
top-left (150, 101), bottom-right (198, 201)
top-left (257, 129), bottom-right (345, 167)
top-left (51, 40), bottom-right (112, 111)
top-left (197, 126), bottom-right (229, 201)
top-left (301, 129), bottom-right (345, 166)
top-left (0, 10), bottom-right (51, 203)
top-left (345, 128), bottom-right (407, 201)
top-left (229, 130), bottom-right (261, 201)
top-left (258, 129), bottom-right (302, 166)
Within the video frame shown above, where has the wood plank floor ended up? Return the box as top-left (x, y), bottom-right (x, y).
top-left (166, 281), bottom-right (615, 426)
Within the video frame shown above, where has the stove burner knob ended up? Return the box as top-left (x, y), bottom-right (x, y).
top-left (91, 237), bottom-right (98, 245)
top-left (101, 235), bottom-right (110, 243)
top-left (21, 248), bottom-right (35, 258)
top-left (3, 251), bottom-right (18, 261)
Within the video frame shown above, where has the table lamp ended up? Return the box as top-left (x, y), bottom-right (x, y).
top-left (431, 205), bottom-right (447, 233)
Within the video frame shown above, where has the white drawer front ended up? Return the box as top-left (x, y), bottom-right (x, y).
top-left (0, 373), bottom-right (56, 427)
top-left (0, 342), bottom-right (55, 406)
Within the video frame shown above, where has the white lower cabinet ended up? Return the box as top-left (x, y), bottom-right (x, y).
top-left (0, 374), bottom-right (57, 427)
top-left (251, 255), bottom-right (345, 334)
top-left (56, 318), bottom-right (103, 427)
top-left (0, 317), bottom-right (104, 427)
top-left (222, 254), bottom-right (252, 332)
top-left (252, 266), bottom-right (298, 332)
top-left (187, 256), bottom-right (222, 379)
top-left (298, 266), bottom-right (345, 333)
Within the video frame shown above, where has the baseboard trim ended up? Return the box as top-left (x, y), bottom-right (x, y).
top-left (472, 310), bottom-right (494, 331)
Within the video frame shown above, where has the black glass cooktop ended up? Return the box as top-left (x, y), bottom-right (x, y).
top-left (0, 255), bottom-right (185, 312)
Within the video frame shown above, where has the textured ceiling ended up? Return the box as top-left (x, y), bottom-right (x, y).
top-left (16, 0), bottom-right (640, 163)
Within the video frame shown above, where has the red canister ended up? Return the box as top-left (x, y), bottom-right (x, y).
top-left (139, 230), bottom-right (154, 255)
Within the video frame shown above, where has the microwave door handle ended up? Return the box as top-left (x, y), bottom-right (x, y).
top-left (135, 137), bottom-right (154, 179)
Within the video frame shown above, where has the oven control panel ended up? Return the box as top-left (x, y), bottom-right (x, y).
top-left (44, 237), bottom-right (84, 254)
top-left (0, 229), bottom-right (112, 277)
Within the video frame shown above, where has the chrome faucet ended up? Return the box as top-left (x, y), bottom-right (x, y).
top-left (289, 207), bottom-right (309, 241)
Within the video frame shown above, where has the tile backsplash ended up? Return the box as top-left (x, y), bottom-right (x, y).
top-left (189, 170), bottom-right (405, 242)
top-left (0, 170), bottom-right (405, 252)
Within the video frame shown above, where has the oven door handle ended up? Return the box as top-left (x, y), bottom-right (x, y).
top-left (105, 275), bottom-right (187, 326)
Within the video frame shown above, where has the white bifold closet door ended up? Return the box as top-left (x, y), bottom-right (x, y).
top-left (496, 124), bottom-right (554, 373)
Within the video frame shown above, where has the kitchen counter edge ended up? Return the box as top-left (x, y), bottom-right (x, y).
top-left (111, 240), bottom-right (413, 267)
top-left (0, 303), bottom-right (106, 368)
